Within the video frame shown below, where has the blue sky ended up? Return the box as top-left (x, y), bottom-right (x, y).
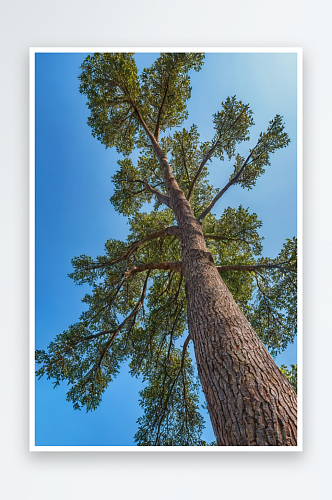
top-left (35, 51), bottom-right (298, 446)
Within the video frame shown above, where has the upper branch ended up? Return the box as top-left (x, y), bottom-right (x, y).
top-left (197, 114), bottom-right (289, 222)
top-left (204, 234), bottom-right (249, 243)
top-left (129, 101), bottom-right (187, 201)
top-left (181, 142), bottom-right (191, 188)
top-left (197, 149), bottom-right (253, 222)
top-left (131, 102), bottom-right (162, 156)
top-left (127, 178), bottom-right (171, 208)
top-left (154, 80), bottom-right (169, 141)
top-left (186, 141), bottom-right (219, 201)
top-left (187, 106), bottom-right (250, 201)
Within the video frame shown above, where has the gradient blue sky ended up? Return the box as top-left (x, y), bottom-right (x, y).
top-left (35, 51), bottom-right (298, 446)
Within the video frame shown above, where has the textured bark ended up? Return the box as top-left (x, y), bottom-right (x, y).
top-left (182, 247), bottom-right (297, 446)
top-left (179, 218), bottom-right (297, 445)
top-left (140, 115), bottom-right (298, 446)
top-left (173, 170), bottom-right (296, 445)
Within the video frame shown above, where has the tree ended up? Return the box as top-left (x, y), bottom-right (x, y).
top-left (36, 52), bottom-right (297, 446)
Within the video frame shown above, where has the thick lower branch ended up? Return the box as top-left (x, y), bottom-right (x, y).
top-left (181, 334), bottom-right (191, 369)
top-left (124, 260), bottom-right (291, 279)
top-left (216, 262), bottom-right (290, 273)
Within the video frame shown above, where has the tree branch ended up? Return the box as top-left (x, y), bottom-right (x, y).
top-left (197, 150), bottom-right (254, 222)
top-left (204, 234), bottom-right (250, 244)
top-left (124, 261), bottom-right (182, 279)
top-left (181, 334), bottom-right (191, 370)
top-left (154, 276), bottom-right (184, 365)
top-left (96, 271), bottom-right (151, 370)
top-left (153, 332), bottom-right (192, 444)
top-left (197, 120), bottom-right (282, 223)
top-left (81, 227), bottom-right (180, 271)
top-left (181, 142), bottom-right (191, 188)
top-left (86, 253), bottom-right (291, 280)
top-left (125, 259), bottom-right (293, 280)
top-left (132, 273), bottom-right (184, 376)
top-left (131, 102), bottom-right (162, 158)
top-left (130, 102), bottom-right (176, 191)
top-left (187, 107), bottom-right (249, 202)
top-left (216, 262), bottom-right (290, 273)
top-left (127, 178), bottom-right (172, 208)
top-left (187, 142), bottom-right (219, 201)
top-left (153, 59), bottom-right (180, 142)
top-left (64, 271), bottom-right (151, 352)
top-left (166, 299), bottom-right (184, 363)
top-left (154, 81), bottom-right (169, 141)
top-left (64, 328), bottom-right (118, 349)
top-left (128, 100), bottom-right (193, 221)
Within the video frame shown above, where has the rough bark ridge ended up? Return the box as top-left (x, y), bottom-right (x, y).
top-left (180, 212), bottom-right (297, 445)
top-left (182, 246), bottom-right (297, 446)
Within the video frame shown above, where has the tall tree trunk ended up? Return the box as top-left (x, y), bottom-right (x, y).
top-left (150, 132), bottom-right (297, 446)
top-left (181, 235), bottom-right (297, 446)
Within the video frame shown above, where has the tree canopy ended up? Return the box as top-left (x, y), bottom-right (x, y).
top-left (36, 52), bottom-right (297, 446)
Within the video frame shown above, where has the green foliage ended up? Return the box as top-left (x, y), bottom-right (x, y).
top-left (231, 114), bottom-right (290, 190)
top-left (36, 52), bottom-right (297, 446)
top-left (248, 237), bottom-right (297, 356)
top-left (167, 125), bottom-right (218, 214)
top-left (135, 349), bottom-right (205, 446)
top-left (79, 52), bottom-right (204, 153)
top-left (280, 364), bottom-right (297, 393)
top-left (79, 53), bottom-right (140, 154)
top-left (111, 158), bottom-right (156, 215)
top-left (204, 206), bottom-right (264, 255)
top-left (36, 319), bottom-right (121, 412)
top-left (110, 125), bottom-right (218, 219)
top-left (139, 53), bottom-right (204, 137)
top-left (212, 96), bottom-right (254, 160)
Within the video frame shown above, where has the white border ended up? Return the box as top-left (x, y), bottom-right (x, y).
top-left (29, 49), bottom-right (36, 452)
top-left (29, 47), bottom-right (303, 452)
top-left (296, 48), bottom-right (303, 453)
